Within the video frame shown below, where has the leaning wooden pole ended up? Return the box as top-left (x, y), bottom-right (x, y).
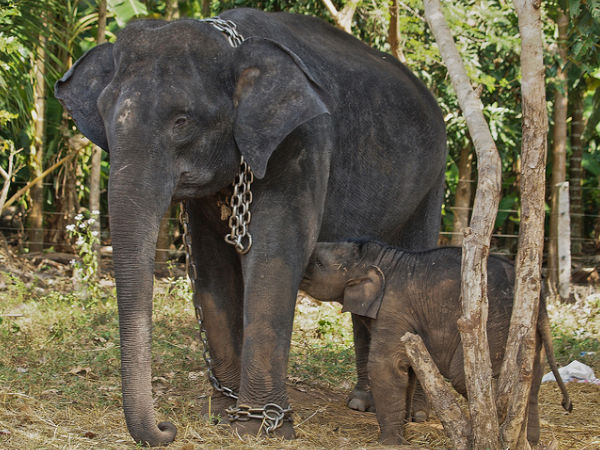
top-left (496, 1), bottom-right (548, 448)
top-left (423, 0), bottom-right (502, 448)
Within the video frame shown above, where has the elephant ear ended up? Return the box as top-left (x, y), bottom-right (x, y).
top-left (233, 38), bottom-right (330, 179)
top-left (54, 43), bottom-right (114, 152)
top-left (341, 266), bottom-right (386, 319)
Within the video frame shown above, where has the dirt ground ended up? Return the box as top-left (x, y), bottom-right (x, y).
top-left (1, 243), bottom-right (600, 449)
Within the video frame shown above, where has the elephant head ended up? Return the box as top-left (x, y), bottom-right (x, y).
top-left (301, 241), bottom-right (386, 319)
top-left (55, 19), bottom-right (327, 446)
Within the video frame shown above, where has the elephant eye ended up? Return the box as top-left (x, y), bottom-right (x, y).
top-left (173, 116), bottom-right (188, 128)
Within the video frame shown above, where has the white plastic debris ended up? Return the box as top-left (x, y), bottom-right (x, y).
top-left (542, 360), bottom-right (600, 385)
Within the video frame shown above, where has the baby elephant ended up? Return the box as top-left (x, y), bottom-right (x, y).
top-left (300, 241), bottom-right (572, 446)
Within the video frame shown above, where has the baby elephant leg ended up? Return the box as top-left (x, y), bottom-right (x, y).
top-left (369, 342), bottom-right (411, 445)
top-left (347, 314), bottom-right (376, 412)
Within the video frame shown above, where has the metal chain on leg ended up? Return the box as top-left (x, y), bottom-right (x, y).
top-left (180, 202), bottom-right (238, 400)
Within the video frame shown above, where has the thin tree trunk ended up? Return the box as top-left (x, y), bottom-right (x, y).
top-left (320, 0), bottom-right (359, 33)
top-left (89, 0), bottom-right (107, 273)
top-left (548, 9), bottom-right (569, 298)
top-left (155, 206), bottom-right (172, 275)
top-left (0, 146), bottom-right (16, 212)
top-left (27, 31), bottom-right (47, 253)
top-left (423, 1), bottom-right (502, 448)
top-left (402, 333), bottom-right (472, 449)
top-left (451, 142), bottom-right (474, 246)
top-left (388, 0), bottom-right (406, 63)
top-left (496, 1), bottom-right (548, 448)
top-left (569, 86), bottom-right (585, 254)
top-left (201, 0), bottom-right (211, 18)
top-left (165, 0), bottom-right (179, 20)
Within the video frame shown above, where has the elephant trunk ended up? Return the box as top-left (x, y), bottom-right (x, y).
top-left (108, 169), bottom-right (176, 446)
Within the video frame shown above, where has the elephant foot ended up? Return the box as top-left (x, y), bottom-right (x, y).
top-left (412, 409), bottom-right (428, 423)
top-left (347, 388), bottom-right (376, 412)
top-left (378, 432), bottom-right (409, 446)
top-left (201, 393), bottom-right (237, 424)
top-left (230, 417), bottom-right (295, 439)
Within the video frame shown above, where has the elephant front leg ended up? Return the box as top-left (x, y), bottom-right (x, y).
top-left (187, 199), bottom-right (244, 421)
top-left (368, 342), bottom-right (411, 446)
top-left (229, 253), bottom-right (302, 439)
top-left (347, 314), bottom-right (375, 412)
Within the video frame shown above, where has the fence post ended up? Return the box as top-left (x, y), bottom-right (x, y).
top-left (557, 182), bottom-right (571, 300)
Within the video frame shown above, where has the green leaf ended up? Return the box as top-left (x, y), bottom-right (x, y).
top-left (107, 0), bottom-right (148, 27)
top-left (569, 0), bottom-right (581, 18)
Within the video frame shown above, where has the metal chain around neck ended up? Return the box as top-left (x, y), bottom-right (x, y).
top-left (202, 17), bottom-right (244, 47)
top-left (224, 157), bottom-right (253, 255)
top-left (202, 17), bottom-right (254, 255)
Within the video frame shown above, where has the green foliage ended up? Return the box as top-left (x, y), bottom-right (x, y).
top-left (108, 0), bottom-right (148, 26)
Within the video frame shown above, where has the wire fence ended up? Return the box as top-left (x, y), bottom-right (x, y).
top-left (2, 196), bottom-right (600, 271)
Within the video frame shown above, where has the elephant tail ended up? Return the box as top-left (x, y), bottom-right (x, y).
top-left (538, 300), bottom-right (573, 413)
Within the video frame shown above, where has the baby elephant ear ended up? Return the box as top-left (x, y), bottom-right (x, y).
top-left (54, 43), bottom-right (114, 151)
top-left (342, 266), bottom-right (386, 319)
top-left (232, 37), bottom-right (330, 179)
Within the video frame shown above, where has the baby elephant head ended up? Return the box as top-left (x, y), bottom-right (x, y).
top-left (300, 241), bottom-right (386, 319)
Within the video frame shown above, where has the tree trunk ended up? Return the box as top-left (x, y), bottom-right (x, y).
top-left (165, 0), bottom-right (179, 20)
top-left (201, 0), bottom-right (211, 18)
top-left (27, 31), bottom-right (47, 253)
top-left (0, 146), bottom-right (16, 212)
top-left (155, 206), bottom-right (172, 275)
top-left (423, 1), bottom-right (502, 448)
top-left (496, 1), bottom-right (548, 448)
top-left (548, 8), bottom-right (569, 298)
top-left (89, 0), bottom-right (107, 273)
top-left (388, 0), bottom-right (406, 63)
top-left (320, 0), bottom-right (359, 33)
top-left (402, 333), bottom-right (472, 449)
top-left (451, 142), bottom-right (474, 246)
top-left (569, 86), bottom-right (585, 254)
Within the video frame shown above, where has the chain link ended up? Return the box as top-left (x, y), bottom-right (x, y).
top-left (202, 17), bottom-right (244, 47)
top-left (224, 157), bottom-right (254, 254)
top-left (226, 403), bottom-right (292, 435)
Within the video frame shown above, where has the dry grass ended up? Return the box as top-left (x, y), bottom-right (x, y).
top-left (1, 249), bottom-right (599, 449)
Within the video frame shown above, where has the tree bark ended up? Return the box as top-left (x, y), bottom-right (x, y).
top-left (388, 0), bottom-right (406, 63)
top-left (569, 86), bottom-right (585, 254)
top-left (155, 206), bottom-right (172, 275)
top-left (165, 0), bottom-right (179, 20)
top-left (27, 31), bottom-right (47, 253)
top-left (548, 8), bottom-right (569, 298)
top-left (496, 1), bottom-right (548, 448)
top-left (402, 333), bottom-right (472, 449)
top-left (89, 0), bottom-right (107, 273)
top-left (451, 142), bottom-right (474, 246)
top-left (0, 146), bottom-right (16, 212)
top-left (423, 1), bottom-right (502, 448)
top-left (320, 0), bottom-right (359, 33)
top-left (201, 0), bottom-right (211, 18)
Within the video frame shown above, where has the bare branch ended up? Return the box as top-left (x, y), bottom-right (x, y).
top-left (402, 333), bottom-right (472, 449)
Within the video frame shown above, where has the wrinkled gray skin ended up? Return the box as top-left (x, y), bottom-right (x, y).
top-left (54, 8), bottom-right (447, 446)
top-left (300, 241), bottom-right (573, 446)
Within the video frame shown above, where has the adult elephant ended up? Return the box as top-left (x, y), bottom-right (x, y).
top-left (55, 8), bottom-right (447, 446)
